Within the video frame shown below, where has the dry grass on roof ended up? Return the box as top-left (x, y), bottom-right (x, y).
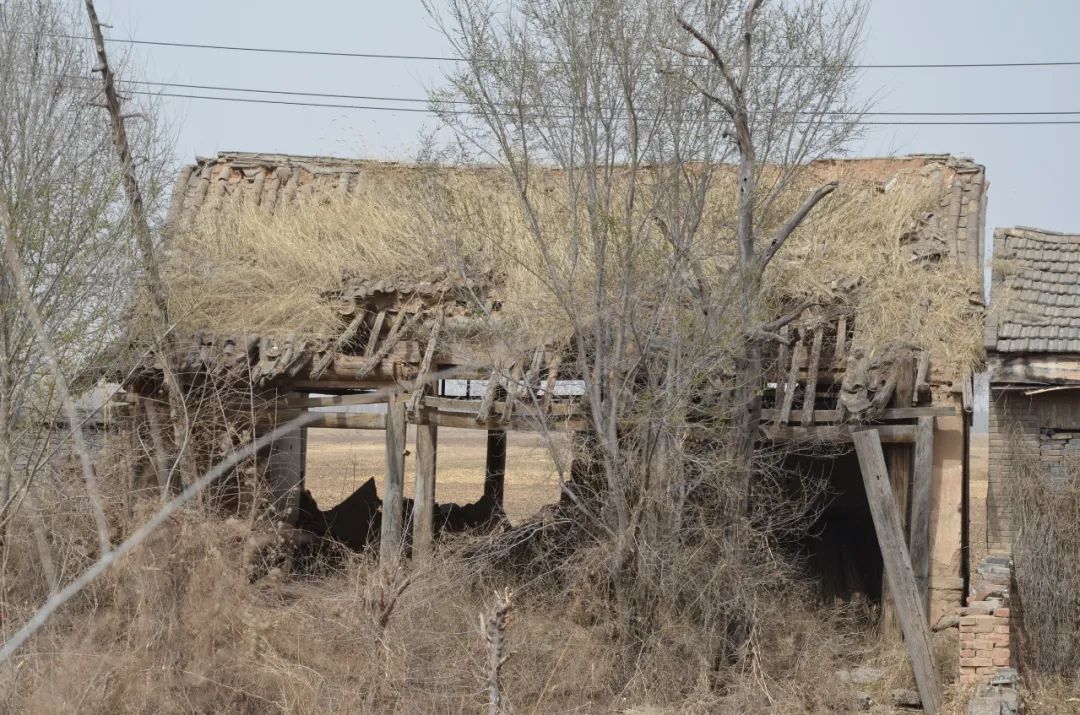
top-left (163, 163), bottom-right (983, 372)
top-left (766, 169), bottom-right (985, 374)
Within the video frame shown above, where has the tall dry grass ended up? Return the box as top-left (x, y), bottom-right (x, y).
top-left (0, 444), bottom-right (928, 715)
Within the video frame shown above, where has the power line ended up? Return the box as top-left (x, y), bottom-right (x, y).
top-left (125, 79), bottom-right (1080, 117)
top-left (53, 32), bottom-right (1080, 70)
top-left (131, 90), bottom-right (1080, 125)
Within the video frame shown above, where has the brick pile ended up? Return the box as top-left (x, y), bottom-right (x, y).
top-left (958, 555), bottom-right (1013, 685)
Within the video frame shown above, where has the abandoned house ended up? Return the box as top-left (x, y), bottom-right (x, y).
top-left (113, 151), bottom-right (993, 687)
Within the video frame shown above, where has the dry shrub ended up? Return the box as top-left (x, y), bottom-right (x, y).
top-left (163, 162), bottom-right (981, 373)
top-left (1008, 425), bottom-right (1080, 679)
top-left (0, 493), bottom-right (910, 714)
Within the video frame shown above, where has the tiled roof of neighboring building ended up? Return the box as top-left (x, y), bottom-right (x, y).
top-left (986, 227), bottom-right (1080, 353)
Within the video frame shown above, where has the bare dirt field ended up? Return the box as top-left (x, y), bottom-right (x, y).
top-left (304, 427), bottom-right (566, 523)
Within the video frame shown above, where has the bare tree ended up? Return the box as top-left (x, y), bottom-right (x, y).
top-left (425, 0), bottom-right (866, 648)
top-left (0, 0), bottom-right (171, 551)
top-left (673, 0), bottom-right (865, 508)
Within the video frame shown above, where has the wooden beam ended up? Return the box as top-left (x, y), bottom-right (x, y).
top-left (763, 424), bottom-right (917, 444)
top-left (910, 416), bottom-right (934, 616)
top-left (758, 406), bottom-right (955, 424)
top-left (423, 396), bottom-right (582, 417)
top-left (284, 392), bottom-right (386, 409)
top-left (261, 410), bottom-right (386, 430)
top-left (413, 409), bottom-right (437, 564)
top-left (800, 326), bottom-right (823, 426)
top-left (484, 429), bottom-right (507, 508)
top-left (428, 410), bottom-right (588, 433)
top-left (380, 402), bottom-right (407, 564)
top-left (986, 354), bottom-right (1080, 385)
top-left (852, 430), bottom-right (943, 715)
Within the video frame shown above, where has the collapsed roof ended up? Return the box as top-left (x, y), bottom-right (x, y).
top-left (128, 151), bottom-right (987, 393)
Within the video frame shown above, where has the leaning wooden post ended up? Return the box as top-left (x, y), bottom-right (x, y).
top-left (484, 430), bottom-right (507, 508)
top-left (852, 429), bottom-right (943, 715)
top-left (882, 355), bottom-right (916, 636)
top-left (910, 416), bottom-right (935, 616)
top-left (413, 408), bottom-right (438, 563)
top-left (380, 401), bottom-right (407, 564)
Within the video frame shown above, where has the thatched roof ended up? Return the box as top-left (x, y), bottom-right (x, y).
top-left (137, 151), bottom-right (987, 392)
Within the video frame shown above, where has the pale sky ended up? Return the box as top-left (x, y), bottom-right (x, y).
top-left (96, 1), bottom-right (1080, 248)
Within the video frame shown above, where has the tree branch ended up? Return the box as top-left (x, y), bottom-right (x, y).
top-left (675, 15), bottom-right (741, 98)
top-left (758, 181), bottom-right (838, 268)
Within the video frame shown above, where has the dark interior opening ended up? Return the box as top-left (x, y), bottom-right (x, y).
top-left (783, 449), bottom-right (884, 605)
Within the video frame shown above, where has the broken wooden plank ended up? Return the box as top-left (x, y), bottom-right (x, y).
top-left (775, 324), bottom-right (790, 408)
top-left (834, 314), bottom-right (848, 367)
top-left (364, 310), bottom-right (387, 357)
top-left (778, 332), bottom-right (804, 425)
top-left (407, 311), bottom-right (444, 416)
top-left (910, 416), bottom-right (934, 616)
top-left (852, 429), bottom-right (943, 715)
top-left (914, 350), bottom-right (930, 405)
top-left (380, 401), bottom-right (407, 564)
top-left (800, 326), bottom-right (824, 425)
top-left (357, 310), bottom-right (424, 379)
top-left (476, 368), bottom-right (502, 423)
top-left (310, 309), bottom-right (367, 380)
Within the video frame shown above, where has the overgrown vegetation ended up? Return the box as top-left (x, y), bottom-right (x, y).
top-left (1009, 425), bottom-right (1080, 681)
top-left (0, 0), bottom-right (1007, 713)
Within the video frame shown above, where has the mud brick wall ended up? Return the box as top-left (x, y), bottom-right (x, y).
top-left (958, 556), bottom-right (1014, 685)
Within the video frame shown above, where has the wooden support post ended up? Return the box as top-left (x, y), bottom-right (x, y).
top-left (852, 429), bottom-right (943, 715)
top-left (380, 401), bottom-right (407, 564)
top-left (142, 397), bottom-right (175, 496)
top-left (882, 355), bottom-right (915, 637)
top-left (263, 427), bottom-right (306, 525)
top-left (484, 429), bottom-right (507, 508)
top-left (412, 409), bottom-right (438, 564)
top-left (910, 416), bottom-right (934, 615)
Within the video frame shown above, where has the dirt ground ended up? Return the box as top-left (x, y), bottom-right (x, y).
top-left (304, 427), bottom-right (566, 524)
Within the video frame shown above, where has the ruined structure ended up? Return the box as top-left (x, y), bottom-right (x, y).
top-left (116, 152), bottom-right (988, 681)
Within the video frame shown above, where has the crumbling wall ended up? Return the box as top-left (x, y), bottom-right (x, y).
top-left (958, 555), bottom-right (1014, 685)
